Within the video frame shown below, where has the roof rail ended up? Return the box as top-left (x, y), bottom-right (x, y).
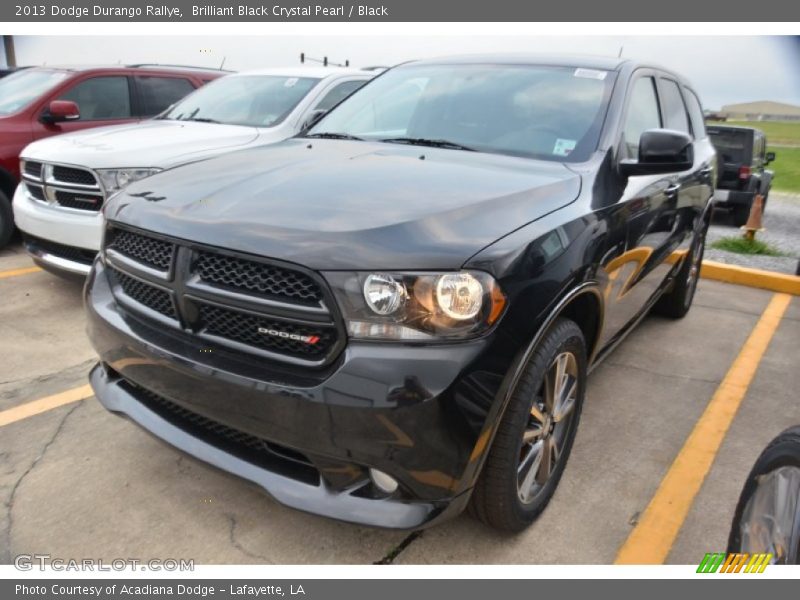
top-left (126, 63), bottom-right (234, 72)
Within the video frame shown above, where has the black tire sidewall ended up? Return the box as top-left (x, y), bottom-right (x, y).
top-left (727, 427), bottom-right (800, 562)
top-left (0, 190), bottom-right (14, 249)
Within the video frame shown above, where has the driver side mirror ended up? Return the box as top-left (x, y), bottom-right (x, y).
top-left (41, 100), bottom-right (80, 124)
top-left (620, 129), bottom-right (694, 177)
top-left (302, 109), bottom-right (327, 131)
top-left (765, 151), bottom-right (776, 164)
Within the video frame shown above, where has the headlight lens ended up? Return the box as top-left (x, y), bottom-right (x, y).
top-left (325, 271), bottom-right (506, 341)
top-left (96, 168), bottom-right (161, 194)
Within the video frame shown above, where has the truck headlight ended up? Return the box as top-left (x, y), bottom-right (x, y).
top-left (96, 168), bottom-right (161, 194)
top-left (324, 270), bottom-right (506, 341)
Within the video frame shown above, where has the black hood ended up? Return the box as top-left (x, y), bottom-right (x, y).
top-left (107, 138), bottom-right (581, 270)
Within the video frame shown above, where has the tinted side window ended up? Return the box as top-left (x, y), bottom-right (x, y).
top-left (624, 76), bottom-right (661, 157)
top-left (685, 89), bottom-right (706, 138)
top-left (313, 80), bottom-right (366, 112)
top-left (136, 76), bottom-right (195, 116)
top-left (660, 79), bottom-right (690, 134)
top-left (59, 76), bottom-right (131, 120)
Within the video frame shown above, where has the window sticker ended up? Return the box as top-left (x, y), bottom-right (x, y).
top-left (553, 138), bottom-right (577, 157)
top-left (284, 77), bottom-right (298, 87)
top-left (574, 68), bottom-right (607, 80)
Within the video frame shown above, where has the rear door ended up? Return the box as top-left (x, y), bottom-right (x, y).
top-left (133, 75), bottom-right (197, 118)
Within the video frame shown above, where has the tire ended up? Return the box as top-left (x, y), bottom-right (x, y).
top-left (732, 204), bottom-right (750, 227)
top-left (652, 219), bottom-right (708, 319)
top-left (727, 426), bottom-right (800, 564)
top-left (0, 190), bottom-right (14, 249)
top-left (469, 318), bottom-right (587, 532)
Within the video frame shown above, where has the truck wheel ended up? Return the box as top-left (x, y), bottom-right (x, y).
top-left (732, 205), bottom-right (750, 227)
top-left (469, 318), bottom-right (586, 532)
top-left (653, 220), bottom-right (707, 319)
top-left (727, 426), bottom-right (800, 564)
top-left (0, 190), bottom-right (14, 249)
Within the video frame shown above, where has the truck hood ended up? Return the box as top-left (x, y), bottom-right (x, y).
top-left (21, 120), bottom-right (268, 169)
top-left (108, 138), bottom-right (582, 270)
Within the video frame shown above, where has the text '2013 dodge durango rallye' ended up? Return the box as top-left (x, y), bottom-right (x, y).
top-left (86, 56), bottom-right (715, 531)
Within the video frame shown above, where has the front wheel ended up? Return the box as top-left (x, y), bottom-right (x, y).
top-left (0, 190), bottom-right (14, 249)
top-left (469, 318), bottom-right (587, 532)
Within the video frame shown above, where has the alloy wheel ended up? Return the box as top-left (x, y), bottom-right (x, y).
top-left (517, 351), bottom-right (579, 504)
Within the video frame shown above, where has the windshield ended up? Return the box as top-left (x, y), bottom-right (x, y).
top-left (309, 64), bottom-right (615, 162)
top-left (0, 69), bottom-right (70, 116)
top-left (161, 75), bottom-right (320, 127)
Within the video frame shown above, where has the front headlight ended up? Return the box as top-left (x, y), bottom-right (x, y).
top-left (324, 271), bottom-right (506, 341)
top-left (96, 168), bottom-right (161, 194)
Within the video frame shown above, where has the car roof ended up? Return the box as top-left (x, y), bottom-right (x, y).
top-left (406, 53), bottom-right (629, 70)
top-left (24, 65), bottom-right (228, 75)
top-left (230, 66), bottom-right (372, 79)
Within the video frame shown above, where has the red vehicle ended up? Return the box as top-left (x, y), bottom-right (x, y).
top-left (0, 64), bottom-right (227, 247)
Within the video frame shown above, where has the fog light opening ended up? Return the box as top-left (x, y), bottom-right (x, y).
top-left (369, 468), bottom-right (399, 495)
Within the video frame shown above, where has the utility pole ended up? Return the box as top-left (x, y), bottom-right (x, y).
top-left (3, 36), bottom-right (16, 67)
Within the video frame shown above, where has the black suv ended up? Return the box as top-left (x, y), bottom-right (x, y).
top-left (707, 124), bottom-right (775, 226)
top-left (86, 56), bottom-right (715, 531)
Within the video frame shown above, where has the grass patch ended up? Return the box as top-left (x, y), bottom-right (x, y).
top-left (725, 120), bottom-right (800, 146)
top-left (710, 236), bottom-right (784, 256)
top-left (766, 146), bottom-right (800, 193)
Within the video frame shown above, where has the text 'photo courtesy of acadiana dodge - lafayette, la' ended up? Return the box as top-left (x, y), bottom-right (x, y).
top-left (40, 4), bottom-right (390, 18)
top-left (15, 584), bottom-right (306, 597)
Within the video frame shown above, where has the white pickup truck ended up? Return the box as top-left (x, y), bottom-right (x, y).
top-left (13, 66), bottom-right (374, 276)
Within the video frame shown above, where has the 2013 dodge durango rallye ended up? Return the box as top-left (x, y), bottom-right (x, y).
top-left (86, 55), bottom-right (715, 531)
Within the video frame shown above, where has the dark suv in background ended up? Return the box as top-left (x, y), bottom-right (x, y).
top-left (86, 55), bottom-right (714, 531)
top-left (707, 124), bottom-right (775, 226)
top-left (0, 64), bottom-right (226, 247)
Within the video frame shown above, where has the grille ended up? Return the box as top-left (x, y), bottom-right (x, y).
top-left (52, 165), bottom-right (97, 186)
top-left (195, 251), bottom-right (323, 306)
top-left (111, 268), bottom-right (177, 319)
top-left (24, 235), bottom-right (97, 265)
top-left (24, 161), bottom-right (43, 179)
top-left (108, 229), bottom-right (174, 271)
top-left (25, 183), bottom-right (45, 201)
top-left (125, 381), bottom-right (320, 485)
top-left (199, 303), bottom-right (334, 359)
top-left (54, 190), bottom-right (103, 211)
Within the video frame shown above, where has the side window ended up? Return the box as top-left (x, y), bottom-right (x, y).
top-left (313, 80), bottom-right (366, 112)
top-left (660, 79), bottom-right (690, 134)
top-left (58, 76), bottom-right (131, 120)
top-left (136, 76), bottom-right (195, 116)
top-left (684, 89), bottom-right (706, 139)
top-left (623, 76), bottom-right (661, 157)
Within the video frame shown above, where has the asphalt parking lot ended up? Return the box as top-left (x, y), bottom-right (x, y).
top-left (1, 243), bottom-right (798, 565)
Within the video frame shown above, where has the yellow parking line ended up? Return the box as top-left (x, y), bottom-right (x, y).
top-left (0, 384), bottom-right (93, 428)
top-left (615, 292), bottom-right (792, 564)
top-left (0, 266), bottom-right (41, 279)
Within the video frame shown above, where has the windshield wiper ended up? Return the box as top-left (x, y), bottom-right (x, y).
top-left (380, 137), bottom-right (476, 151)
top-left (304, 132), bottom-right (364, 141)
top-left (182, 117), bottom-right (220, 124)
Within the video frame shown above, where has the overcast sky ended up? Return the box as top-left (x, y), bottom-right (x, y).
top-left (5, 35), bottom-right (799, 110)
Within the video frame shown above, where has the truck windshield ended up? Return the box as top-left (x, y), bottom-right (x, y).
top-left (0, 69), bottom-right (70, 116)
top-left (708, 128), bottom-right (749, 163)
top-left (308, 64), bottom-right (615, 162)
top-left (160, 75), bottom-right (320, 127)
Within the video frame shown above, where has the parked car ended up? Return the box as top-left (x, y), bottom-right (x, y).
top-left (85, 55), bottom-right (714, 531)
top-left (707, 124), bottom-right (775, 226)
top-left (728, 426), bottom-right (800, 564)
top-left (13, 67), bottom-right (373, 274)
top-left (0, 64), bottom-right (226, 248)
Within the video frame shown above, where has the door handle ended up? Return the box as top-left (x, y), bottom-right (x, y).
top-left (699, 167), bottom-right (713, 178)
top-left (665, 184), bottom-right (680, 198)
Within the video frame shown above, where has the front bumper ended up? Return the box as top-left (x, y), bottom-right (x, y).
top-left (86, 259), bottom-right (500, 529)
top-left (12, 184), bottom-right (103, 276)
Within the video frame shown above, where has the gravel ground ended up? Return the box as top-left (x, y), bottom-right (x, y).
top-left (706, 192), bottom-right (800, 275)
